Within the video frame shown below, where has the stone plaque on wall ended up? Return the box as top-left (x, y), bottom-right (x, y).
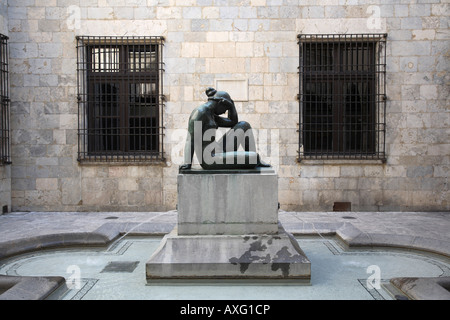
top-left (215, 79), bottom-right (248, 102)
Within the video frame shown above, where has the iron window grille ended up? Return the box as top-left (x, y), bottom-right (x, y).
top-left (76, 36), bottom-right (165, 163)
top-left (0, 34), bottom-right (10, 165)
top-left (298, 34), bottom-right (387, 162)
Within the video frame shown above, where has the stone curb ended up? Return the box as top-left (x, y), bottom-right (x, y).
top-left (0, 222), bottom-right (177, 261)
top-left (283, 222), bottom-right (450, 258)
top-left (390, 277), bottom-right (450, 300)
top-left (0, 231), bottom-right (117, 261)
top-left (0, 275), bottom-right (66, 300)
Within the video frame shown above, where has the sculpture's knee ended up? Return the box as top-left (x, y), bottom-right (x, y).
top-left (234, 121), bottom-right (252, 131)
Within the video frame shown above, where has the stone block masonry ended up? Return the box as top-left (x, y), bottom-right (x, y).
top-left (177, 168), bottom-right (279, 235)
top-left (0, 0), bottom-right (448, 212)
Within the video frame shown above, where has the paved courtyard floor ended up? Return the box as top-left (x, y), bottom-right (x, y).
top-left (0, 211), bottom-right (449, 300)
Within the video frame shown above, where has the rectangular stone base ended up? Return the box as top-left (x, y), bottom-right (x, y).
top-left (177, 167), bottom-right (279, 235)
top-left (146, 223), bottom-right (311, 282)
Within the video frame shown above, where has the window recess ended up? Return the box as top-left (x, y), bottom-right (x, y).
top-left (76, 36), bottom-right (165, 163)
top-left (298, 34), bottom-right (387, 162)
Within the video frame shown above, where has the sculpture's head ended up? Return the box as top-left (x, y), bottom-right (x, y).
top-left (206, 87), bottom-right (234, 115)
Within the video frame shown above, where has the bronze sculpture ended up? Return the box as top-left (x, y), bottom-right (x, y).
top-left (179, 87), bottom-right (270, 171)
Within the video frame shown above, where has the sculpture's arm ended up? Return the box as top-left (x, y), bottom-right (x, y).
top-left (179, 122), bottom-right (195, 171)
top-left (214, 99), bottom-right (238, 128)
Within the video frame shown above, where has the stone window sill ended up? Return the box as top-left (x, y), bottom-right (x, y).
top-left (298, 159), bottom-right (386, 166)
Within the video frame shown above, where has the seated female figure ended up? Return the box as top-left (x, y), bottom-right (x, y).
top-left (179, 88), bottom-right (270, 171)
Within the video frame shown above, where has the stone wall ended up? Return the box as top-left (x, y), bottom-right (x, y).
top-left (3, 0), bottom-right (449, 212)
top-left (0, 0), bottom-right (7, 35)
top-left (0, 163), bottom-right (10, 213)
top-left (0, 0), bottom-right (10, 214)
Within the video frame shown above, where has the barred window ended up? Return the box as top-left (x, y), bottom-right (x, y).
top-left (76, 36), bottom-right (165, 162)
top-left (298, 34), bottom-right (387, 161)
top-left (0, 34), bottom-right (10, 165)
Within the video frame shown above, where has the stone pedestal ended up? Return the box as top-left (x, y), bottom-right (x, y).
top-left (146, 168), bottom-right (311, 282)
top-left (177, 167), bottom-right (278, 235)
top-left (146, 223), bottom-right (310, 281)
